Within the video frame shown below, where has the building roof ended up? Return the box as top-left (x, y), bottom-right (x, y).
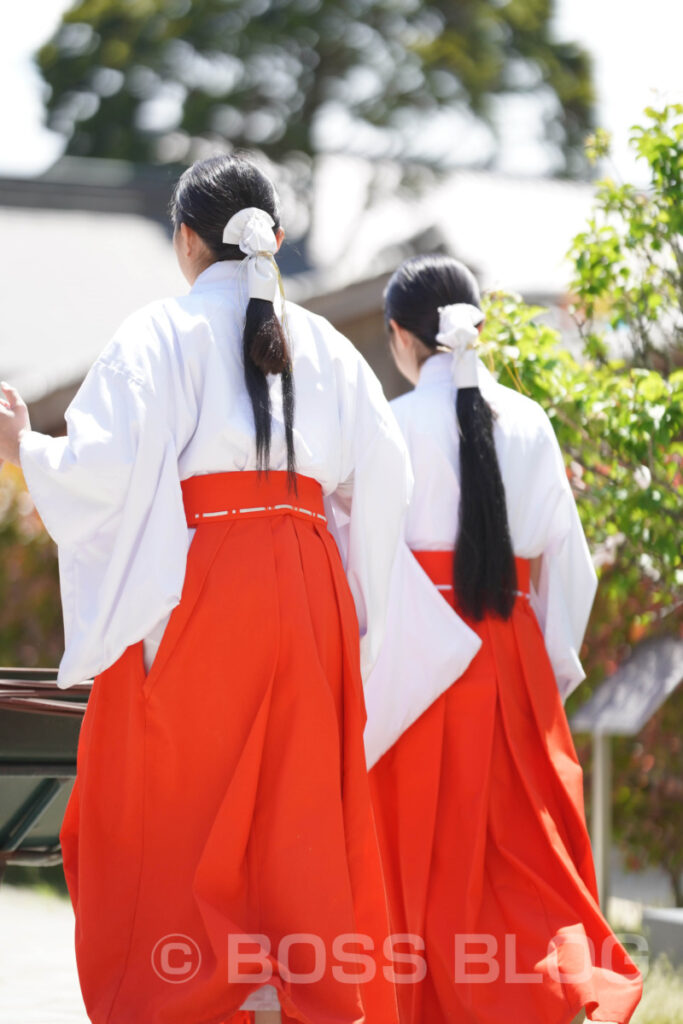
top-left (570, 636), bottom-right (683, 736)
top-left (0, 203), bottom-right (182, 406)
top-left (301, 156), bottom-right (596, 300)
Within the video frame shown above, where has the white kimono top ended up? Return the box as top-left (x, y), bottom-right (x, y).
top-left (18, 261), bottom-right (481, 722)
top-left (387, 351), bottom-right (598, 704)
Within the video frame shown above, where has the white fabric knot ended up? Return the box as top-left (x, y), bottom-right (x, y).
top-left (222, 207), bottom-right (279, 302)
top-left (436, 303), bottom-right (484, 389)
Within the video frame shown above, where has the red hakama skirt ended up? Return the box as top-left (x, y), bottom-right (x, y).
top-left (60, 471), bottom-right (399, 1024)
top-left (369, 551), bottom-right (642, 1024)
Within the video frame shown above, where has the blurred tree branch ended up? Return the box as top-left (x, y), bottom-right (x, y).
top-left (36, 0), bottom-right (594, 200)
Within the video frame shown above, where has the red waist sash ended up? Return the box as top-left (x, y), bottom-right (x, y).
top-left (181, 470), bottom-right (326, 527)
top-left (412, 550), bottom-right (531, 604)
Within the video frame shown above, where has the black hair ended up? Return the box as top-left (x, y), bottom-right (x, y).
top-left (384, 254), bottom-right (517, 620)
top-left (170, 155), bottom-right (295, 481)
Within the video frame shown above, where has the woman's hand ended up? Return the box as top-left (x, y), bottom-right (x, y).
top-left (0, 382), bottom-right (31, 467)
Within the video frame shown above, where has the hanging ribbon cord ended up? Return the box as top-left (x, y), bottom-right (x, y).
top-left (436, 303), bottom-right (484, 389)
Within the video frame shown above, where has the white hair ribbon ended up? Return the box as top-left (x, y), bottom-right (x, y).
top-left (223, 207), bottom-right (279, 302)
top-left (436, 303), bottom-right (484, 389)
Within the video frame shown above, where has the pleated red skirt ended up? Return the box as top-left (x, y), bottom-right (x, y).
top-left (369, 551), bottom-right (642, 1024)
top-left (60, 471), bottom-right (398, 1024)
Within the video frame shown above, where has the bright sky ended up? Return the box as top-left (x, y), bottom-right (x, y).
top-left (2, 0), bottom-right (683, 181)
top-left (1, 0), bottom-right (68, 174)
top-left (554, 0), bottom-right (683, 179)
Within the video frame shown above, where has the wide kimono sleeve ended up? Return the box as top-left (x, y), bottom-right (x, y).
top-left (360, 396), bottom-right (482, 770)
top-left (18, 342), bottom-right (189, 688)
top-left (530, 415), bottom-right (598, 702)
top-left (363, 542), bottom-right (482, 769)
top-left (324, 354), bottom-right (413, 683)
top-left (323, 350), bottom-right (482, 767)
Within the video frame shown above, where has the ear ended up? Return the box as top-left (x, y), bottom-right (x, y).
top-left (389, 318), bottom-right (414, 351)
top-left (179, 222), bottom-right (200, 259)
top-left (275, 227), bottom-right (285, 253)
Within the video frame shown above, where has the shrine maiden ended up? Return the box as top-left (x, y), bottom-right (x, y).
top-left (0, 160), bottom-right (478, 1024)
top-left (367, 255), bottom-right (643, 1024)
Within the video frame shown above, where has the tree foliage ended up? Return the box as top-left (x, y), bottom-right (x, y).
top-left (481, 293), bottom-right (682, 615)
top-left (569, 105), bottom-right (683, 368)
top-left (480, 105), bottom-right (683, 903)
top-left (36, 0), bottom-right (593, 177)
top-left (479, 291), bottom-right (683, 902)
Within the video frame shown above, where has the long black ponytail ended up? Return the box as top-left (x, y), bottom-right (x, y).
top-left (384, 254), bottom-right (517, 620)
top-left (170, 155), bottom-right (295, 479)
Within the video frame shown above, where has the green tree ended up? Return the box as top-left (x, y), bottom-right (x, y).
top-left (565, 105), bottom-right (683, 906)
top-left (480, 106), bottom-right (683, 904)
top-left (569, 105), bottom-right (683, 368)
top-left (37, 0), bottom-right (593, 182)
top-left (480, 293), bottom-right (682, 622)
top-left (480, 289), bottom-right (683, 903)
top-left (480, 107), bottom-right (683, 638)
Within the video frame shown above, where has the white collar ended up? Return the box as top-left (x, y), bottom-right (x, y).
top-left (191, 259), bottom-right (246, 292)
top-left (190, 256), bottom-right (286, 319)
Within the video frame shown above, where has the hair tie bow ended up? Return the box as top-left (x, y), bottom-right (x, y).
top-left (223, 207), bottom-right (279, 302)
top-left (436, 303), bottom-right (484, 389)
